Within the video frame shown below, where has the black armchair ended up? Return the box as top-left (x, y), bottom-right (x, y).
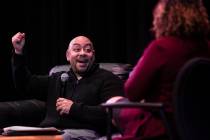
top-left (100, 101), bottom-right (174, 140)
top-left (173, 57), bottom-right (210, 140)
top-left (101, 102), bottom-right (169, 140)
top-left (0, 99), bottom-right (46, 128)
top-left (49, 63), bottom-right (132, 81)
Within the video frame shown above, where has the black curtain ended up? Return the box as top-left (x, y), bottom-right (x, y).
top-left (0, 0), bottom-right (209, 100)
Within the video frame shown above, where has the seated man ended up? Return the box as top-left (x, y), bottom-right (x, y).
top-left (11, 32), bottom-right (124, 140)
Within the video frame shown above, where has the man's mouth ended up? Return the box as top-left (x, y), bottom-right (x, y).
top-left (77, 60), bottom-right (89, 67)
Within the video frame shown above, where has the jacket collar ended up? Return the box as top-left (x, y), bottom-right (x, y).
top-left (68, 63), bottom-right (99, 80)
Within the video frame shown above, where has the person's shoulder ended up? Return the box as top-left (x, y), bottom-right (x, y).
top-left (148, 36), bottom-right (181, 50)
top-left (146, 38), bottom-right (166, 52)
top-left (150, 36), bottom-right (179, 45)
top-left (97, 68), bottom-right (116, 76)
top-left (96, 68), bottom-right (122, 80)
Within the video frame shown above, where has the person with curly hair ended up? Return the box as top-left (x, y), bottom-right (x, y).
top-left (107, 0), bottom-right (210, 139)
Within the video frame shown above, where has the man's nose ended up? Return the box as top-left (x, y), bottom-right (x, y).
top-left (79, 49), bottom-right (86, 55)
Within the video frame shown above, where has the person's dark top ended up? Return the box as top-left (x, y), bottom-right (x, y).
top-left (11, 53), bottom-right (124, 135)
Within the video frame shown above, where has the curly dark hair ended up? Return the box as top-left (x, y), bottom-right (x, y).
top-left (152, 0), bottom-right (210, 39)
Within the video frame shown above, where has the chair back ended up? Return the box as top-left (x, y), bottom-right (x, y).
top-left (49, 63), bottom-right (133, 81)
top-left (173, 57), bottom-right (210, 140)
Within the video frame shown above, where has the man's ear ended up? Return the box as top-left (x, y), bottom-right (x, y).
top-left (92, 49), bottom-right (95, 55)
top-left (66, 50), bottom-right (70, 61)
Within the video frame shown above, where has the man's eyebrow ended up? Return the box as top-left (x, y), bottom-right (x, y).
top-left (84, 43), bottom-right (93, 47)
top-left (72, 43), bottom-right (93, 47)
top-left (72, 43), bottom-right (80, 46)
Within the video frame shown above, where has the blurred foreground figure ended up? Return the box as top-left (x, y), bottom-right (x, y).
top-left (108, 0), bottom-right (210, 139)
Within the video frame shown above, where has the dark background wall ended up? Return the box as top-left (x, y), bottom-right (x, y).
top-left (0, 0), bottom-right (209, 100)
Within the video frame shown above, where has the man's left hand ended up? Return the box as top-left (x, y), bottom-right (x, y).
top-left (56, 97), bottom-right (73, 115)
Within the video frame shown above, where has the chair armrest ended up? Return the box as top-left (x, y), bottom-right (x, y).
top-left (101, 102), bottom-right (164, 109)
top-left (100, 101), bottom-right (173, 140)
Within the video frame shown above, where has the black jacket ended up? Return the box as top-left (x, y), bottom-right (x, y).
top-left (12, 54), bottom-right (124, 135)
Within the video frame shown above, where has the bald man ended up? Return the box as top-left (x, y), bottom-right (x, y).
top-left (11, 32), bottom-right (124, 140)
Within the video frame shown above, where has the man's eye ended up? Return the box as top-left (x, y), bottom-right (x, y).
top-left (73, 48), bottom-right (81, 52)
top-left (84, 48), bottom-right (92, 53)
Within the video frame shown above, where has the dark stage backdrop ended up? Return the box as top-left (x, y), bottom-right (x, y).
top-left (0, 0), bottom-right (209, 100)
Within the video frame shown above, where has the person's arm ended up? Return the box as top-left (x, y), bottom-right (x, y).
top-left (11, 32), bottom-right (48, 100)
top-left (124, 41), bottom-right (165, 101)
top-left (11, 54), bottom-right (49, 99)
